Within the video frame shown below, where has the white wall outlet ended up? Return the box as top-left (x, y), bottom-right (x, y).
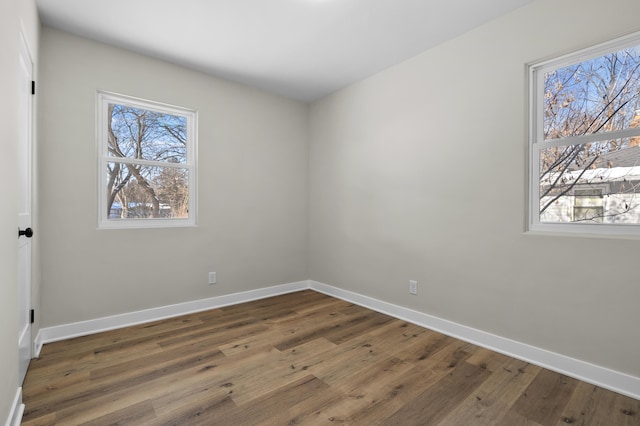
top-left (208, 272), bottom-right (217, 284)
top-left (409, 280), bottom-right (417, 295)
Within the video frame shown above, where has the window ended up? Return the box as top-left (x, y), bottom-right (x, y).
top-left (97, 91), bottom-right (197, 228)
top-left (529, 32), bottom-right (640, 236)
top-left (573, 188), bottom-right (604, 223)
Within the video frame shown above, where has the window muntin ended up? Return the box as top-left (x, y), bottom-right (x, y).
top-left (529, 33), bottom-right (640, 235)
top-left (98, 92), bottom-right (197, 228)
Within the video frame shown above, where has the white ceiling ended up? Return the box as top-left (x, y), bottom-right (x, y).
top-left (36, 0), bottom-right (532, 102)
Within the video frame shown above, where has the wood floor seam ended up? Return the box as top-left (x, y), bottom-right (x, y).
top-left (21, 290), bottom-right (640, 425)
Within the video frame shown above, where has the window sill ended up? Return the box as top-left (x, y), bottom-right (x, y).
top-left (97, 219), bottom-right (197, 230)
top-left (525, 224), bottom-right (640, 240)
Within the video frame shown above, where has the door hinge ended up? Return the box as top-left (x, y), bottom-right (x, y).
top-left (30, 309), bottom-right (35, 324)
top-left (31, 80), bottom-right (35, 95)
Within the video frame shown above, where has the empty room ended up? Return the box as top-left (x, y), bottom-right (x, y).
top-left (2, 0), bottom-right (640, 424)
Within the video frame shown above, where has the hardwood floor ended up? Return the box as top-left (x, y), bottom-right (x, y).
top-left (22, 290), bottom-right (639, 425)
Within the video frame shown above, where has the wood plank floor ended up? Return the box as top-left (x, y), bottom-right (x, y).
top-left (22, 290), bottom-right (639, 425)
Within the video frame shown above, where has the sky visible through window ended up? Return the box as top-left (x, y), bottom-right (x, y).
top-left (106, 103), bottom-right (189, 220)
top-left (537, 42), bottom-right (640, 226)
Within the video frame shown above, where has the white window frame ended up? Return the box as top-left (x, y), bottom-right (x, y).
top-left (528, 32), bottom-right (640, 237)
top-left (97, 91), bottom-right (197, 229)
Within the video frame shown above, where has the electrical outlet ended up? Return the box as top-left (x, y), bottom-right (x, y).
top-left (409, 280), bottom-right (417, 295)
top-left (208, 272), bottom-right (217, 285)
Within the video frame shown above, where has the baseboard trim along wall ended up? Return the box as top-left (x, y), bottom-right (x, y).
top-left (34, 280), bottom-right (309, 354)
top-left (309, 281), bottom-right (640, 401)
top-left (5, 387), bottom-right (24, 426)
top-left (34, 279), bottom-right (640, 400)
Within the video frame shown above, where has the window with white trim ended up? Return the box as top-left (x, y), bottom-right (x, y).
top-left (97, 92), bottom-right (197, 228)
top-left (529, 32), bottom-right (640, 236)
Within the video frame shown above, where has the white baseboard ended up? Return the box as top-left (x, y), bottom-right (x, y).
top-left (5, 387), bottom-right (24, 426)
top-left (35, 280), bottom-right (310, 355)
top-left (309, 280), bottom-right (640, 400)
top-left (32, 278), bottom-right (640, 400)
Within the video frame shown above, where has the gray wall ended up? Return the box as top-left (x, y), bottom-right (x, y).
top-left (31, 0), bottom-right (640, 400)
top-left (309, 0), bottom-right (640, 377)
top-left (1, 0), bottom-right (39, 421)
top-left (38, 28), bottom-right (309, 326)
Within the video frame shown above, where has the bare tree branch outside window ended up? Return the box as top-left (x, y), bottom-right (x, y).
top-left (537, 44), bottom-right (640, 225)
top-left (106, 104), bottom-right (189, 220)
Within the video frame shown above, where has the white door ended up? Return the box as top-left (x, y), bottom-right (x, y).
top-left (18, 34), bottom-right (34, 386)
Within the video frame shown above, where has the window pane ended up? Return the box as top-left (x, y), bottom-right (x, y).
top-left (106, 163), bottom-right (189, 220)
top-left (539, 140), bottom-right (640, 223)
top-left (543, 46), bottom-right (640, 140)
top-left (108, 103), bottom-right (187, 163)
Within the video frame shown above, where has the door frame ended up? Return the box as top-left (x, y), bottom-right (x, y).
top-left (17, 30), bottom-right (34, 386)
